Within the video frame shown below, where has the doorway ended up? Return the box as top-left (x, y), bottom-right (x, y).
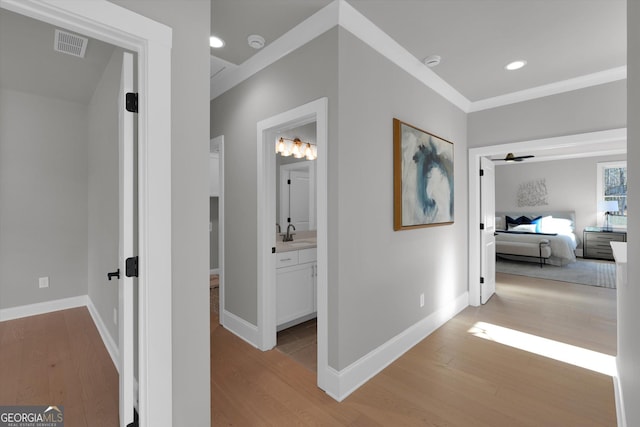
top-left (256, 97), bottom-right (329, 391)
top-left (468, 128), bottom-right (626, 306)
top-left (0, 1), bottom-right (172, 425)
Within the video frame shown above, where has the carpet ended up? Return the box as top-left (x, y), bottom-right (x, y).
top-left (496, 257), bottom-right (616, 288)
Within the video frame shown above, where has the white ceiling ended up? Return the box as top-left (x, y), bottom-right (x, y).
top-left (0, 8), bottom-right (116, 105)
top-left (210, 0), bottom-right (626, 103)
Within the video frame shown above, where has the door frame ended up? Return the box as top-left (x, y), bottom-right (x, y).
top-left (0, 1), bottom-right (173, 425)
top-left (257, 97), bottom-right (329, 391)
top-left (468, 128), bottom-right (626, 306)
top-left (211, 136), bottom-right (225, 323)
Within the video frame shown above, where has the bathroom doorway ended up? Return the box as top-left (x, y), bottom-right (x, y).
top-left (256, 97), bottom-right (329, 391)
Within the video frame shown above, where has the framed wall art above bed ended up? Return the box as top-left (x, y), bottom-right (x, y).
top-left (393, 118), bottom-right (454, 231)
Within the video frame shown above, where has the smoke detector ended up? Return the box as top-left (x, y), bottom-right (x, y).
top-left (54, 29), bottom-right (88, 58)
top-left (423, 55), bottom-right (441, 68)
top-left (248, 34), bottom-right (265, 50)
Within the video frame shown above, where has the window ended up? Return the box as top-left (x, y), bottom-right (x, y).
top-left (597, 161), bottom-right (627, 228)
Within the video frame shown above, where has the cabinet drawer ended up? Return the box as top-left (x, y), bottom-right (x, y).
top-left (585, 233), bottom-right (625, 243)
top-left (276, 251), bottom-right (298, 268)
top-left (298, 247), bottom-right (317, 264)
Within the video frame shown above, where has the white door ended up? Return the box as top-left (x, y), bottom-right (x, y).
top-left (118, 51), bottom-right (136, 427)
top-left (289, 170), bottom-right (310, 230)
top-left (480, 156), bottom-right (496, 304)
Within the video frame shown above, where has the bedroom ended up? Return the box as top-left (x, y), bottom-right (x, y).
top-left (493, 153), bottom-right (627, 278)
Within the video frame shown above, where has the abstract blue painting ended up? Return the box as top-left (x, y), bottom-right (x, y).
top-left (393, 119), bottom-right (454, 230)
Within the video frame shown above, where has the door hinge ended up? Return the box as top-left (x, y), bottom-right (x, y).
top-left (272, 247), bottom-right (276, 254)
top-left (480, 169), bottom-right (484, 177)
top-left (480, 223), bottom-right (485, 230)
top-left (287, 179), bottom-right (291, 185)
top-left (480, 277), bottom-right (485, 284)
top-left (125, 256), bottom-right (139, 278)
top-left (125, 92), bottom-right (138, 113)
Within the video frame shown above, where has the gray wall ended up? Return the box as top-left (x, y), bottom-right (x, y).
top-left (109, 1), bottom-right (211, 425)
top-left (210, 28), bottom-right (340, 326)
top-left (0, 88), bottom-right (88, 308)
top-left (88, 49), bottom-right (122, 343)
top-left (621, 1), bottom-right (639, 425)
top-left (334, 29), bottom-right (468, 369)
top-left (468, 80), bottom-right (626, 147)
top-left (211, 26), bottom-right (468, 371)
top-left (495, 154), bottom-right (627, 248)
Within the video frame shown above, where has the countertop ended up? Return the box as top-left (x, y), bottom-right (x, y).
top-left (275, 230), bottom-right (317, 253)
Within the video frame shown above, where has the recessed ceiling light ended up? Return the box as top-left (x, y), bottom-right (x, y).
top-left (423, 55), bottom-right (441, 68)
top-left (248, 34), bottom-right (265, 50)
top-left (210, 36), bottom-right (225, 49)
top-left (505, 60), bottom-right (527, 71)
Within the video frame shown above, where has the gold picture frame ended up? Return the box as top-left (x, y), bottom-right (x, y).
top-left (393, 118), bottom-right (454, 230)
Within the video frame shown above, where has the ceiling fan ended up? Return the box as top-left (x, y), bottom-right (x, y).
top-left (494, 152), bottom-right (535, 162)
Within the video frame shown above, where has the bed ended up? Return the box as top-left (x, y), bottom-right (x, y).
top-left (495, 211), bottom-right (579, 266)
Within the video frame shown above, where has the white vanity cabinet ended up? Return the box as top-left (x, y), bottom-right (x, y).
top-left (276, 248), bottom-right (317, 330)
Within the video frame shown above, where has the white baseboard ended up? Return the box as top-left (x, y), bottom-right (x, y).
top-left (221, 309), bottom-right (259, 348)
top-left (0, 295), bottom-right (88, 322)
top-left (324, 291), bottom-right (469, 402)
top-left (614, 374), bottom-right (627, 427)
top-left (86, 296), bottom-right (120, 372)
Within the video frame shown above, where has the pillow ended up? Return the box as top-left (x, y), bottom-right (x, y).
top-left (540, 216), bottom-right (573, 234)
top-left (508, 224), bottom-right (537, 232)
top-left (530, 216), bottom-right (543, 233)
top-left (495, 216), bottom-right (505, 231)
top-left (506, 215), bottom-right (542, 232)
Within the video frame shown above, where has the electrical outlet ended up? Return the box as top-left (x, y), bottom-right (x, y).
top-left (113, 308), bottom-right (118, 326)
top-left (420, 293), bottom-right (425, 308)
top-left (39, 277), bottom-right (49, 289)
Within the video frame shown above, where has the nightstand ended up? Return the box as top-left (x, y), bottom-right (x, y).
top-left (583, 226), bottom-right (627, 260)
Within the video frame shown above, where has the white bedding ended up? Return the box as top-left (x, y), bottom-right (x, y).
top-left (496, 230), bottom-right (577, 266)
top-left (495, 211), bottom-right (579, 266)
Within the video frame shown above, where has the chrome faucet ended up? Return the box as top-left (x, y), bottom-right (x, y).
top-left (283, 224), bottom-right (296, 242)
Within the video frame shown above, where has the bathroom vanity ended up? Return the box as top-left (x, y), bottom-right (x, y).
top-left (275, 232), bottom-right (317, 331)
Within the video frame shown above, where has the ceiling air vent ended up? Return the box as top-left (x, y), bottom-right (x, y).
top-left (54, 29), bottom-right (88, 58)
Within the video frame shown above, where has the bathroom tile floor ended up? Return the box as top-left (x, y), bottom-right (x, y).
top-left (276, 318), bottom-right (317, 372)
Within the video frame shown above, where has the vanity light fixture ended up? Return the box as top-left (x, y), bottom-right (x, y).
top-left (275, 137), bottom-right (317, 160)
top-left (505, 59), bottom-right (527, 71)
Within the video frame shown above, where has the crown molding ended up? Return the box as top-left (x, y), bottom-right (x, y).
top-left (336, 0), bottom-right (471, 112)
top-left (469, 66), bottom-right (627, 112)
top-left (210, 0), bottom-right (626, 114)
top-left (210, 0), bottom-right (338, 100)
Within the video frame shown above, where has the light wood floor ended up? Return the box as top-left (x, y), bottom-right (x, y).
top-left (211, 273), bottom-right (617, 426)
top-left (0, 307), bottom-right (118, 426)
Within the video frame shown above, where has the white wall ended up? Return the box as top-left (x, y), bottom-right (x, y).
top-left (88, 49), bottom-right (122, 344)
top-left (620, 1), bottom-right (640, 425)
top-left (495, 154), bottom-right (627, 247)
top-left (108, 1), bottom-right (212, 425)
top-left (0, 88), bottom-right (88, 308)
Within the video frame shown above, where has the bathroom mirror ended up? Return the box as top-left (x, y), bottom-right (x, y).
top-left (276, 122), bottom-right (317, 232)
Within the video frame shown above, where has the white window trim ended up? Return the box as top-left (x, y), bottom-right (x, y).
top-left (596, 160), bottom-right (627, 228)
